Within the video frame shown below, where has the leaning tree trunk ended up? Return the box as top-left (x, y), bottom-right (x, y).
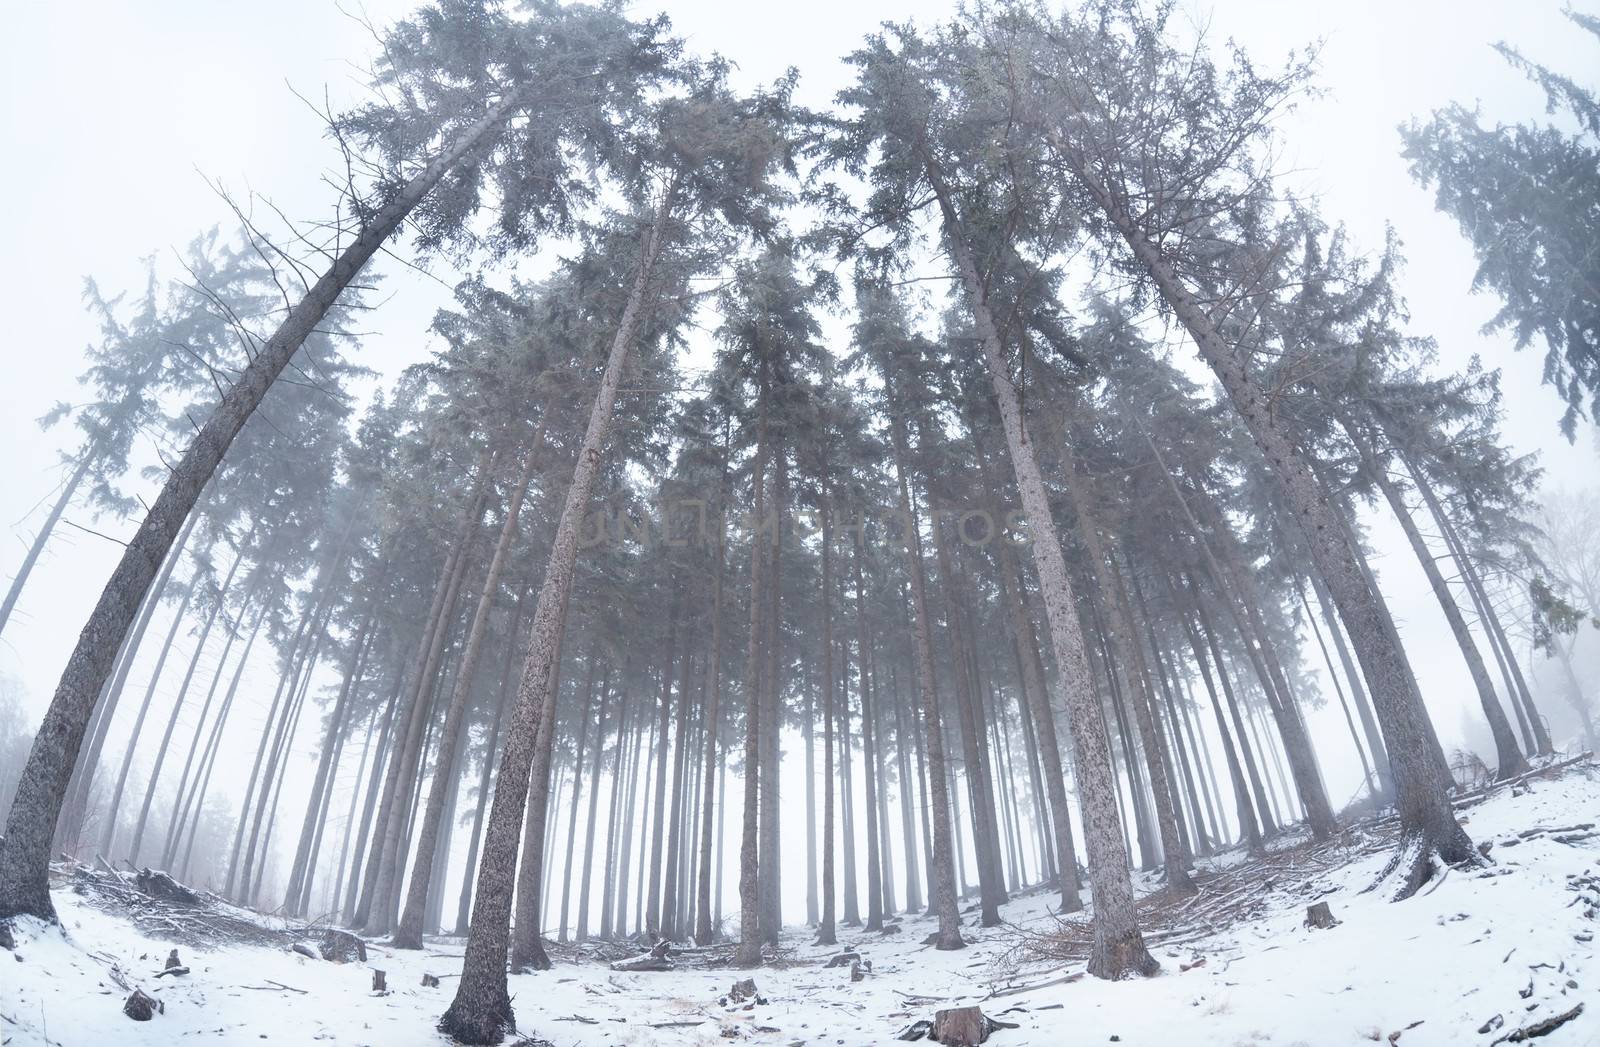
top-left (1060, 459), bottom-right (1194, 894)
top-left (1081, 168), bottom-right (1476, 894)
top-left (927, 165), bottom-right (1154, 976)
top-left (1354, 430), bottom-right (1528, 780)
top-left (0, 90), bottom-right (535, 922)
top-left (393, 441), bottom-right (540, 948)
top-left (0, 455), bottom-right (91, 639)
top-left (58, 511), bottom-right (198, 857)
top-left (440, 186), bottom-right (673, 1045)
top-left (102, 565), bottom-right (203, 857)
top-left (1405, 452), bottom-right (1554, 756)
top-left (127, 540), bottom-right (255, 866)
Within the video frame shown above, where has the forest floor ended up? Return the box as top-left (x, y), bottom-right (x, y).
top-left (3, 760), bottom-right (1597, 1047)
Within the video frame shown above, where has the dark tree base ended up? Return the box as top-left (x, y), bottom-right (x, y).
top-left (438, 988), bottom-right (515, 1046)
top-left (1089, 930), bottom-right (1161, 980)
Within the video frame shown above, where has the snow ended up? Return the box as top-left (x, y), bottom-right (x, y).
top-left (3, 765), bottom-right (1597, 1047)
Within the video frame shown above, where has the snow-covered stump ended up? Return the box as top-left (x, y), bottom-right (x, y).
top-left (1304, 901), bottom-right (1340, 929)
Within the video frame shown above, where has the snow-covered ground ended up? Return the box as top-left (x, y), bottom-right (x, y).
top-left (4, 764), bottom-right (1596, 1047)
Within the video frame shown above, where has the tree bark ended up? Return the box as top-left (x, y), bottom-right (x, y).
top-left (928, 164), bottom-right (1153, 973)
top-left (441, 186), bottom-right (673, 1043)
top-left (1358, 433), bottom-right (1528, 779)
top-left (394, 441), bottom-right (540, 948)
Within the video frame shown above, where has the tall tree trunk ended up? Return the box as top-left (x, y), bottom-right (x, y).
top-left (757, 454), bottom-right (786, 944)
top-left (1308, 566), bottom-right (1393, 794)
top-left (645, 602), bottom-right (681, 941)
top-left (997, 538), bottom-right (1081, 908)
top-left (128, 540), bottom-right (254, 864)
top-left (573, 667), bottom-right (612, 941)
top-left (1407, 454), bottom-right (1554, 756)
top-left (442, 186), bottom-right (674, 1044)
top-left (1175, 583), bottom-right (1262, 853)
top-left (694, 461), bottom-right (728, 946)
top-left (886, 408), bottom-right (964, 950)
top-left (559, 655), bottom-right (603, 942)
top-left (102, 563), bottom-right (204, 856)
top-left (930, 519), bottom-right (1005, 922)
top-left (1357, 434), bottom-right (1528, 779)
top-left (734, 369), bottom-right (771, 968)
top-left (1081, 171), bottom-right (1473, 891)
top-left (394, 442), bottom-right (540, 948)
top-left (1148, 439), bottom-right (1336, 839)
top-left (0, 92), bottom-right (535, 920)
top-left (928, 165), bottom-right (1153, 973)
top-left (1062, 462), bottom-right (1194, 892)
top-left (283, 603), bottom-right (376, 913)
top-left (838, 640), bottom-right (861, 927)
top-left (817, 504), bottom-right (838, 946)
top-left (162, 591), bottom-right (267, 870)
top-left (853, 539), bottom-right (885, 930)
top-left (510, 578), bottom-right (577, 972)
top-left (0, 455), bottom-right (92, 638)
top-left (661, 636), bottom-right (694, 941)
top-left (1294, 572), bottom-right (1379, 798)
top-left (59, 512), bottom-right (200, 857)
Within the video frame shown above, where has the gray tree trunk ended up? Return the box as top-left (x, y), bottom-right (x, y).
top-left (441, 188), bottom-right (673, 1042)
top-left (394, 443), bottom-right (539, 948)
top-left (928, 167), bottom-right (1152, 975)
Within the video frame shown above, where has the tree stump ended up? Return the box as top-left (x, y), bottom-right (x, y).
top-left (933, 1007), bottom-right (987, 1046)
top-left (123, 989), bottom-right (162, 1021)
top-left (851, 959), bottom-right (870, 982)
top-left (371, 969), bottom-right (387, 993)
top-left (165, 948), bottom-right (182, 970)
top-left (422, 972), bottom-right (441, 987)
top-left (726, 978), bottom-right (758, 1004)
top-left (1304, 902), bottom-right (1340, 930)
top-left (319, 929), bottom-right (367, 963)
top-left (924, 1006), bottom-right (1016, 1046)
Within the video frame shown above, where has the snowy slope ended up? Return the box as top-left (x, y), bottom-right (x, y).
top-left (3, 765), bottom-right (1596, 1047)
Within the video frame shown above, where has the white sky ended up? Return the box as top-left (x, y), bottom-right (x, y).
top-left (1, 0), bottom-right (1596, 911)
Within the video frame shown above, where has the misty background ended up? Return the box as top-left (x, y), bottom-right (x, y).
top-left (1, 0), bottom-right (1596, 917)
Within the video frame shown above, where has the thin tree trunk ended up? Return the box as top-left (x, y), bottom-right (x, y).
top-left (886, 409), bottom-right (963, 950)
top-left (0, 455), bottom-right (92, 638)
top-left (442, 185), bottom-right (675, 1043)
top-left (928, 166), bottom-right (1153, 973)
top-left (1359, 436), bottom-right (1528, 778)
top-left (394, 442), bottom-right (539, 947)
top-left (853, 539), bottom-right (885, 930)
top-left (694, 460), bottom-right (728, 945)
top-left (734, 367), bottom-right (771, 968)
top-left (817, 505), bottom-right (838, 947)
